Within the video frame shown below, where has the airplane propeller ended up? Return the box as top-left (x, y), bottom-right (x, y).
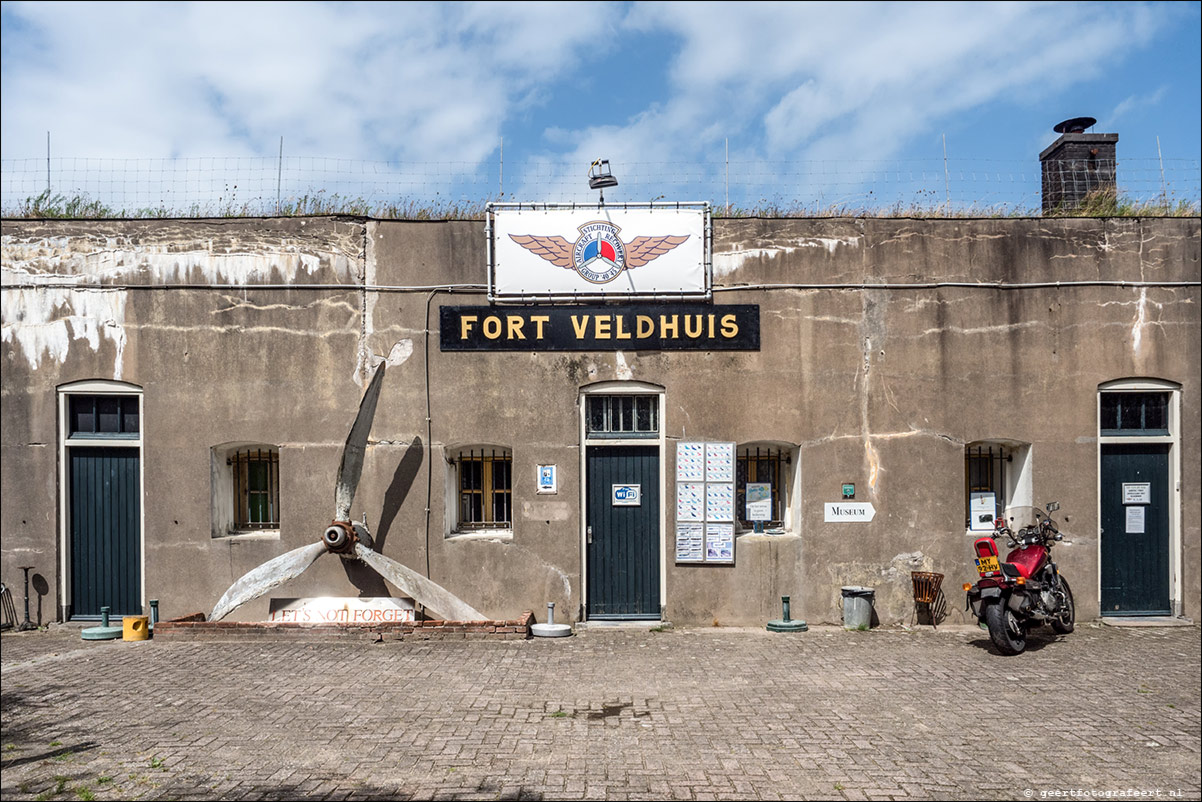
top-left (209, 362), bottom-right (484, 623)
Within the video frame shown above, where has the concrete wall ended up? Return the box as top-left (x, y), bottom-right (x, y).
top-left (3, 215), bottom-right (1198, 627)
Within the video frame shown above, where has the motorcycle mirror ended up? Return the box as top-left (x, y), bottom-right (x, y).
top-left (1047, 501), bottom-right (1060, 513)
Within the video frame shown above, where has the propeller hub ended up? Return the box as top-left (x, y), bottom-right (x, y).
top-left (322, 521), bottom-right (357, 554)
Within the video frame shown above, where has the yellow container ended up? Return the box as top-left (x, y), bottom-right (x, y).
top-left (122, 615), bottom-right (150, 641)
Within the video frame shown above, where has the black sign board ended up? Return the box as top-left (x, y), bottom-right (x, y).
top-left (440, 304), bottom-right (760, 351)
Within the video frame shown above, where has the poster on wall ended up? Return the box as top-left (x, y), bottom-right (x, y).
top-left (675, 522), bottom-right (704, 562)
top-left (706, 483), bottom-right (734, 522)
top-left (676, 442), bottom-right (706, 482)
top-left (676, 483), bottom-right (705, 522)
top-left (675, 440), bottom-right (737, 564)
top-left (705, 442), bottom-right (734, 482)
top-left (705, 523), bottom-right (735, 563)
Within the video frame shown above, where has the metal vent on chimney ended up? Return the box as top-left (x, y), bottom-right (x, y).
top-left (1053, 117), bottom-right (1097, 134)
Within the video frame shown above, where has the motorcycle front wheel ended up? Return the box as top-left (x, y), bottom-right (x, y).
top-left (1051, 577), bottom-right (1075, 635)
top-left (985, 600), bottom-right (1027, 655)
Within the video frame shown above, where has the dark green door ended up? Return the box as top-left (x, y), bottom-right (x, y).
top-left (1100, 444), bottom-right (1170, 615)
top-left (587, 446), bottom-right (660, 619)
top-left (70, 447), bottom-right (141, 618)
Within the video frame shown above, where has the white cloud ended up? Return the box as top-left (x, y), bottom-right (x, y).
top-left (1109, 86), bottom-right (1169, 127)
top-left (0, 1), bottom-right (611, 164)
top-left (570, 4), bottom-right (1163, 154)
top-left (0, 0), bottom-right (1191, 209)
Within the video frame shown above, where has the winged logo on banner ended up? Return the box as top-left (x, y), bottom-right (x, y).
top-left (508, 222), bottom-right (689, 285)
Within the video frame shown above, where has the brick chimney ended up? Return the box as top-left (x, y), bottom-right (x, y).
top-left (1040, 117), bottom-right (1118, 213)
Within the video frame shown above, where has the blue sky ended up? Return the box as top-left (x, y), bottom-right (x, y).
top-left (1, 1), bottom-right (1199, 211)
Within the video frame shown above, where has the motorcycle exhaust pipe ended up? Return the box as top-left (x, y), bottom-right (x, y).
top-left (1007, 593), bottom-right (1031, 615)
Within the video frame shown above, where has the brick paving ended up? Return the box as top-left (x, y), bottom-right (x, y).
top-left (1, 623), bottom-right (1199, 801)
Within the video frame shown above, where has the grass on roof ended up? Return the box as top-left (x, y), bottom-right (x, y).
top-left (5, 188), bottom-right (1198, 221)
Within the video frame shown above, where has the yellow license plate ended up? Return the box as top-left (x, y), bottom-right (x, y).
top-left (975, 555), bottom-right (1000, 575)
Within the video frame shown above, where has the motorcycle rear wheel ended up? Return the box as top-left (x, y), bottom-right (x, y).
top-left (985, 600), bottom-right (1026, 655)
top-left (1051, 577), bottom-right (1075, 635)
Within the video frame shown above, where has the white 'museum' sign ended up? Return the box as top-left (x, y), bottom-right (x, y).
top-left (824, 502), bottom-right (877, 522)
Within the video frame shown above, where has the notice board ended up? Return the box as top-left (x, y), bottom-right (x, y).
top-left (675, 441), bottom-right (735, 564)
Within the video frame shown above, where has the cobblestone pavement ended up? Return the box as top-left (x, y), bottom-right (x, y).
top-left (2, 623), bottom-right (1199, 801)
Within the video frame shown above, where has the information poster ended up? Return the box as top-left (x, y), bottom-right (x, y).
top-left (675, 441), bottom-right (736, 564)
top-left (675, 522), bottom-right (704, 561)
top-left (676, 483), bottom-right (705, 521)
top-left (706, 442), bottom-right (734, 482)
top-left (676, 442), bottom-right (706, 482)
top-left (1122, 483), bottom-right (1151, 505)
top-left (1126, 506), bottom-right (1146, 534)
top-left (706, 483), bottom-right (734, 522)
top-left (706, 523), bottom-right (734, 562)
top-left (746, 482), bottom-right (772, 522)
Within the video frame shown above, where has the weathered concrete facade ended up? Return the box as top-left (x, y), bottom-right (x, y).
top-left (2, 216), bottom-right (1199, 627)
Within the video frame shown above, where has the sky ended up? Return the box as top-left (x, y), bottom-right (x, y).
top-left (1, 1), bottom-right (1199, 212)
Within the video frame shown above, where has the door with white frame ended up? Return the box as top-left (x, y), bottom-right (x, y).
top-left (59, 380), bottom-right (144, 619)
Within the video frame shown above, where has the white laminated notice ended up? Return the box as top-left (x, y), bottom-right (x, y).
top-left (1126, 506), bottom-right (1146, 534)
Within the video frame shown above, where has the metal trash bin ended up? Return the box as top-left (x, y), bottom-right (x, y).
top-left (841, 586), bottom-right (875, 630)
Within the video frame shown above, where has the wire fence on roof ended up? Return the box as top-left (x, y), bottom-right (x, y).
top-left (1, 156), bottom-right (1198, 217)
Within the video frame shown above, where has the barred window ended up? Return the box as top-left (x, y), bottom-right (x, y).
top-left (230, 448), bottom-right (279, 529)
top-left (965, 444), bottom-right (1008, 531)
top-left (736, 446), bottom-right (788, 530)
top-left (456, 448), bottom-right (512, 530)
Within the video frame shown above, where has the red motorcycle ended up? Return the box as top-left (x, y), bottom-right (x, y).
top-left (964, 503), bottom-right (1075, 655)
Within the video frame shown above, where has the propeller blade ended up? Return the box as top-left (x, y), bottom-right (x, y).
top-left (209, 541), bottom-right (327, 622)
top-left (354, 543), bottom-right (485, 621)
top-left (334, 362), bottom-right (387, 522)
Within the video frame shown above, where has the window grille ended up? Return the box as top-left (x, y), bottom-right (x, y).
top-left (1100, 392), bottom-right (1169, 435)
top-left (965, 445), bottom-right (1007, 527)
top-left (586, 395), bottom-right (658, 438)
top-left (229, 448), bottom-right (279, 529)
top-left (736, 447), bottom-right (786, 529)
top-left (457, 449), bottom-right (512, 530)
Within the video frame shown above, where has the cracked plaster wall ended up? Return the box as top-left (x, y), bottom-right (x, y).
top-left (2, 216), bottom-right (1198, 626)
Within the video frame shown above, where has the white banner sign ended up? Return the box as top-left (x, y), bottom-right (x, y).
top-left (492, 206), bottom-right (707, 298)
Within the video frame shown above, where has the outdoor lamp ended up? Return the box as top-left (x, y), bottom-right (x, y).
top-left (589, 159), bottom-right (618, 204)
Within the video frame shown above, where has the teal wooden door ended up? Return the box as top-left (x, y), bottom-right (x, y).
top-left (1100, 444), bottom-right (1170, 615)
top-left (587, 446), bottom-right (660, 619)
top-left (70, 447), bottom-right (141, 618)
